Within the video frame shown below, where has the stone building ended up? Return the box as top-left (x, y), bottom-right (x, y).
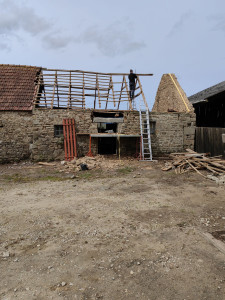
top-left (0, 65), bottom-right (196, 163)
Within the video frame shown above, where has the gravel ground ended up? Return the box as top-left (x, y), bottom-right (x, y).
top-left (0, 159), bottom-right (225, 300)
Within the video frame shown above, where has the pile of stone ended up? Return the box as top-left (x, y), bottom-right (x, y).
top-left (60, 155), bottom-right (128, 173)
top-left (61, 156), bottom-right (102, 172)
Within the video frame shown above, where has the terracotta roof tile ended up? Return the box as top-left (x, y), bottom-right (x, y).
top-left (0, 64), bottom-right (41, 111)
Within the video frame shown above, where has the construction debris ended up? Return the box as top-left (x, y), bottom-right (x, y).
top-left (59, 155), bottom-right (127, 173)
top-left (38, 162), bottom-right (56, 166)
top-left (162, 149), bottom-right (225, 179)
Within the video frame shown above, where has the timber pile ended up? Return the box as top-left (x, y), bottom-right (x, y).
top-left (162, 149), bottom-right (225, 178)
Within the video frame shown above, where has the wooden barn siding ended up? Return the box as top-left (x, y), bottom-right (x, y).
top-left (196, 127), bottom-right (225, 156)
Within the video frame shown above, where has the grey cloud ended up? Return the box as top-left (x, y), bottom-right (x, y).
top-left (168, 11), bottom-right (192, 37)
top-left (42, 33), bottom-right (72, 50)
top-left (0, 0), bottom-right (57, 51)
top-left (209, 14), bottom-right (225, 32)
top-left (0, 39), bottom-right (10, 51)
top-left (0, 0), bottom-right (51, 36)
top-left (75, 21), bottom-right (146, 57)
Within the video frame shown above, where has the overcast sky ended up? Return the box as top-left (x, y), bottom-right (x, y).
top-left (0, 0), bottom-right (224, 108)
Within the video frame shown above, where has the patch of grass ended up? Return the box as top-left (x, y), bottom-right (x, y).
top-left (3, 174), bottom-right (31, 183)
top-left (78, 171), bottom-right (93, 180)
top-left (2, 173), bottom-right (69, 183)
top-left (39, 176), bottom-right (69, 182)
top-left (117, 166), bottom-right (134, 174)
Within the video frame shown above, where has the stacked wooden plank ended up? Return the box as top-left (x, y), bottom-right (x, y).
top-left (162, 149), bottom-right (225, 178)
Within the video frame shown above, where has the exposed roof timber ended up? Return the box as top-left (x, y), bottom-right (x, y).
top-left (189, 81), bottom-right (225, 104)
top-left (35, 69), bottom-right (150, 110)
top-left (42, 68), bottom-right (153, 76)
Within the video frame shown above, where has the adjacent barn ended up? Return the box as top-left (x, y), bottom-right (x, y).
top-left (189, 81), bottom-right (225, 156)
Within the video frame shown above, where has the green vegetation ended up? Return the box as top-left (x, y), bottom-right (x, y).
top-left (1, 173), bottom-right (69, 183)
top-left (77, 171), bottom-right (93, 180)
top-left (117, 166), bottom-right (134, 174)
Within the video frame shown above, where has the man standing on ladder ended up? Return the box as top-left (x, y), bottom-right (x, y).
top-left (128, 69), bottom-right (137, 99)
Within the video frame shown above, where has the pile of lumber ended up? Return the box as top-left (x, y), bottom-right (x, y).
top-left (162, 149), bottom-right (225, 178)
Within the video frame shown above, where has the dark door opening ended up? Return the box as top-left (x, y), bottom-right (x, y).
top-left (98, 137), bottom-right (117, 154)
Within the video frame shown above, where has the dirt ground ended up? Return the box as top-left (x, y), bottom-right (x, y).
top-left (0, 158), bottom-right (225, 300)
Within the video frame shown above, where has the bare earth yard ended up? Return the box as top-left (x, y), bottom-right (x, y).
top-left (0, 159), bottom-right (225, 300)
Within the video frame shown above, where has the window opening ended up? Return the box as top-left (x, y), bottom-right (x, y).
top-left (143, 121), bottom-right (156, 134)
top-left (97, 123), bottom-right (117, 133)
top-left (150, 121), bottom-right (156, 134)
top-left (54, 125), bottom-right (64, 137)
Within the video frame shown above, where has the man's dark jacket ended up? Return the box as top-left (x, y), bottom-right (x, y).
top-left (128, 73), bottom-right (137, 86)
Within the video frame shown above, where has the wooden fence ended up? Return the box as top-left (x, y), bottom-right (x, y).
top-left (195, 127), bottom-right (225, 157)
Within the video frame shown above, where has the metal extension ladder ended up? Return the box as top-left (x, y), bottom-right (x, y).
top-left (139, 101), bottom-right (153, 161)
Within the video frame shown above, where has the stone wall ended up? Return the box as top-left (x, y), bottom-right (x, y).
top-left (0, 109), bottom-right (196, 162)
top-left (150, 112), bottom-right (196, 155)
top-left (0, 111), bottom-right (33, 162)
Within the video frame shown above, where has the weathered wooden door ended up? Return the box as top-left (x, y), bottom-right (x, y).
top-left (195, 127), bottom-right (225, 157)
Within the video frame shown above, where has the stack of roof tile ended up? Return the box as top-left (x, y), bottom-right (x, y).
top-left (0, 64), bottom-right (41, 111)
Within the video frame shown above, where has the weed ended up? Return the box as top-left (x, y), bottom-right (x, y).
top-left (2, 174), bottom-right (68, 183)
top-left (3, 174), bottom-right (30, 183)
top-left (117, 166), bottom-right (134, 174)
top-left (78, 172), bottom-right (93, 179)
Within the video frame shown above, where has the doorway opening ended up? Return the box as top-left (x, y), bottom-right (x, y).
top-left (98, 137), bottom-right (117, 154)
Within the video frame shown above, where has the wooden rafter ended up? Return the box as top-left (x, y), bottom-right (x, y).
top-left (110, 75), bottom-right (116, 107)
top-left (96, 74), bottom-right (101, 108)
top-left (67, 71), bottom-right (72, 108)
top-left (35, 69), bottom-right (152, 110)
top-left (56, 72), bottom-right (59, 107)
top-left (51, 71), bottom-right (57, 109)
top-left (117, 76), bottom-right (125, 110)
top-left (105, 77), bottom-right (111, 110)
top-left (105, 77), bottom-right (112, 110)
top-left (82, 73), bottom-right (85, 108)
top-left (35, 71), bottom-right (42, 107)
top-left (43, 68), bottom-right (153, 76)
top-left (124, 75), bottom-right (132, 110)
top-left (137, 75), bottom-right (148, 109)
top-left (43, 84), bottom-right (47, 108)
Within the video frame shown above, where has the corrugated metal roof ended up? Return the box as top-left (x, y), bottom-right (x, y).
top-left (0, 64), bottom-right (41, 111)
top-left (189, 81), bottom-right (225, 104)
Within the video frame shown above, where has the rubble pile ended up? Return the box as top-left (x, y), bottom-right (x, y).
top-left (60, 155), bottom-right (127, 172)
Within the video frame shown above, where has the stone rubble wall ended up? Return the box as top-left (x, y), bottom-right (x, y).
top-left (152, 74), bottom-right (194, 113)
top-left (0, 109), bottom-right (196, 162)
top-left (0, 111), bottom-right (33, 163)
top-left (150, 112), bottom-right (196, 155)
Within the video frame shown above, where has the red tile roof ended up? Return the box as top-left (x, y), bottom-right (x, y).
top-left (0, 64), bottom-right (41, 111)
